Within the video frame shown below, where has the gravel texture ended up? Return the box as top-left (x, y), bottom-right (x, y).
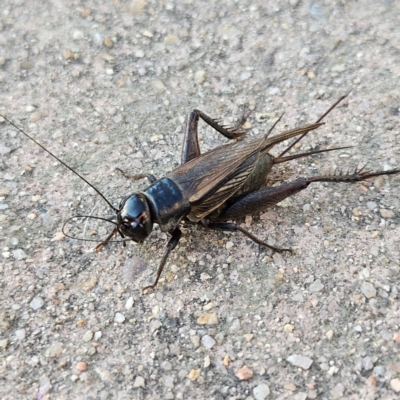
top-left (1, 0), bottom-right (400, 399)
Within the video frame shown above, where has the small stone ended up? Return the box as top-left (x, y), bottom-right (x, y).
top-left (284, 383), bottom-right (296, 391)
top-left (30, 297), bottom-right (44, 310)
top-left (380, 209), bottom-right (394, 218)
top-left (0, 146), bottom-right (11, 155)
top-left (235, 365), bottom-right (253, 380)
top-left (287, 354), bottom-right (313, 370)
top-left (76, 362), bottom-right (87, 371)
top-left (204, 355), bottom-right (211, 368)
top-left (51, 232), bottom-right (65, 241)
top-left (362, 356), bottom-right (374, 370)
top-left (393, 333), bottom-right (400, 342)
top-left (223, 355), bottom-right (230, 366)
top-left (114, 313), bottom-right (125, 323)
top-left (12, 249), bottom-right (27, 260)
top-left (161, 361), bottom-right (172, 370)
top-left (133, 376), bottom-right (145, 387)
top-left (197, 313), bottom-right (219, 325)
top-left (201, 335), bottom-right (216, 349)
top-left (253, 383), bottom-right (270, 400)
top-left (330, 383), bottom-right (344, 399)
top-left (0, 339), bottom-right (8, 349)
top-left (390, 378), bottom-right (400, 392)
top-left (307, 390), bottom-right (317, 399)
top-left (226, 241), bottom-right (234, 250)
top-left (152, 79), bottom-right (165, 91)
top-left (2, 251), bottom-right (11, 259)
top-left (326, 330), bottom-right (334, 340)
top-left (284, 324), bottom-right (294, 333)
top-left (62, 49), bottom-right (74, 59)
top-left (191, 335), bottom-right (200, 348)
top-left (240, 71), bottom-right (252, 81)
top-left (361, 281), bottom-right (376, 299)
top-left (15, 329), bottom-right (26, 340)
top-left (243, 334), bottom-right (253, 342)
top-left (27, 213), bottom-right (37, 220)
top-left (0, 56), bottom-right (6, 66)
top-left (188, 368), bottom-right (201, 381)
top-left (73, 30), bottom-right (84, 40)
top-left (367, 201), bottom-right (377, 210)
top-left (135, 49), bottom-right (145, 58)
top-left (45, 342), bottom-right (64, 358)
top-left (125, 297), bottom-right (134, 310)
top-left (309, 279), bottom-right (324, 292)
top-left (164, 35), bottom-right (179, 45)
top-left (195, 70), bottom-right (206, 84)
top-left (103, 37), bottom-right (113, 48)
top-left (81, 8), bottom-right (91, 17)
top-left (150, 319), bottom-right (162, 333)
top-left (94, 331), bottom-right (102, 341)
top-left (82, 331), bottom-right (93, 342)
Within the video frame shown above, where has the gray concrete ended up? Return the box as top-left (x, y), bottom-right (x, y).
top-left (1, 0), bottom-right (400, 399)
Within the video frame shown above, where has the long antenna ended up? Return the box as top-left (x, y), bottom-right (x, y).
top-left (0, 114), bottom-right (117, 212)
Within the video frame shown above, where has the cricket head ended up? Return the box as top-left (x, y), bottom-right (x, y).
top-left (117, 193), bottom-right (153, 243)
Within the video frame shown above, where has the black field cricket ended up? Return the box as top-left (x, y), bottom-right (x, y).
top-left (2, 95), bottom-right (399, 293)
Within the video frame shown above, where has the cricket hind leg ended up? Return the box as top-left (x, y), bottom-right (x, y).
top-left (181, 107), bottom-right (250, 164)
top-left (215, 166), bottom-right (400, 221)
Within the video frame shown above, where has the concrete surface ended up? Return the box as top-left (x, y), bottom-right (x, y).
top-left (1, 0), bottom-right (400, 399)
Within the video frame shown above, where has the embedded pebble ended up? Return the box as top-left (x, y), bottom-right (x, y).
top-left (94, 331), bottom-right (102, 341)
top-left (253, 383), bottom-right (270, 400)
top-left (15, 329), bottom-right (26, 340)
top-left (133, 376), bottom-right (145, 387)
top-left (195, 70), bottom-right (206, 84)
top-left (150, 319), bottom-right (162, 333)
top-left (197, 313), bottom-right (219, 325)
top-left (330, 383), bottom-right (344, 399)
top-left (82, 331), bottom-right (94, 342)
top-left (390, 378), bottom-right (400, 392)
top-left (76, 362), bottom-right (87, 371)
top-left (287, 354), bottom-right (313, 370)
top-left (114, 313), bottom-right (125, 323)
top-left (73, 30), bottom-right (84, 40)
top-left (103, 37), bottom-right (113, 48)
top-left (284, 324), bottom-right (294, 333)
top-left (0, 146), bottom-right (11, 155)
top-left (125, 297), bottom-right (134, 310)
top-left (362, 356), bottom-right (374, 370)
top-left (226, 241), bottom-right (234, 250)
top-left (240, 71), bottom-right (252, 81)
top-left (12, 249), bottom-right (27, 260)
top-left (380, 209), bottom-right (394, 218)
top-left (30, 297), bottom-right (44, 310)
top-left (204, 355), bottom-right (211, 368)
top-left (234, 365), bottom-right (253, 380)
top-left (45, 342), bottom-right (65, 357)
top-left (188, 368), bottom-right (201, 381)
top-left (361, 281), bottom-right (376, 299)
top-left (326, 330), bottom-right (334, 340)
top-left (0, 339), bottom-right (8, 349)
top-left (201, 335), bottom-right (216, 349)
top-left (27, 213), bottom-right (37, 220)
top-left (367, 201), bottom-right (377, 210)
top-left (309, 279), bottom-right (324, 292)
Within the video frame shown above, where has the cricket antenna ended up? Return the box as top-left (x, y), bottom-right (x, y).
top-left (0, 114), bottom-right (118, 212)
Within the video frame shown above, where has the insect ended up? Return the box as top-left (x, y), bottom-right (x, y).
top-left (2, 95), bottom-right (399, 293)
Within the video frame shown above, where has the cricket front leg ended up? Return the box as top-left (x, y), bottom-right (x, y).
top-left (181, 108), bottom-right (249, 163)
top-left (142, 227), bottom-right (182, 293)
